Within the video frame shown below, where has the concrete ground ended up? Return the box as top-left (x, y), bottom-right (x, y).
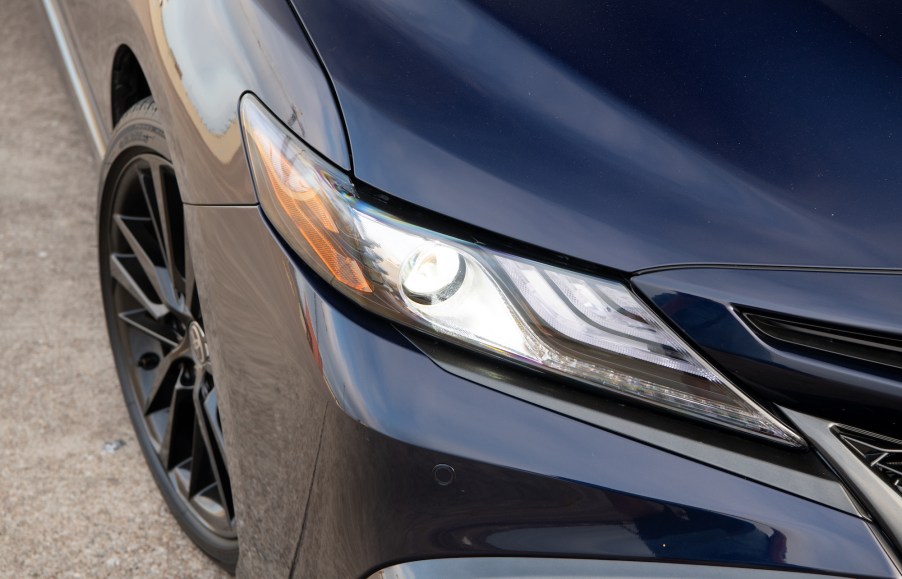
top-left (0, 1), bottom-right (228, 576)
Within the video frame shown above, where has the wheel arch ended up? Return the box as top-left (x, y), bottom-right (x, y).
top-left (111, 45), bottom-right (152, 128)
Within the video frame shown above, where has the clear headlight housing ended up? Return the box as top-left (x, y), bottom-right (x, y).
top-left (240, 94), bottom-right (804, 447)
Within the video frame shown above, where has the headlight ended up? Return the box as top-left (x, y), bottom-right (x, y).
top-left (240, 94), bottom-right (804, 447)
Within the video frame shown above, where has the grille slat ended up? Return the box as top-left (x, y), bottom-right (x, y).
top-left (744, 312), bottom-right (902, 371)
top-left (837, 427), bottom-right (902, 496)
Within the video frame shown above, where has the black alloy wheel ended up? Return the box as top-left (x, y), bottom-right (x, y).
top-left (98, 98), bottom-right (238, 571)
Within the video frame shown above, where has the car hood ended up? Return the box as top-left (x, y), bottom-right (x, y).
top-left (291, 0), bottom-right (902, 273)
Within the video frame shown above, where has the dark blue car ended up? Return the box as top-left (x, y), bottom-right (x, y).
top-left (43, 0), bottom-right (902, 576)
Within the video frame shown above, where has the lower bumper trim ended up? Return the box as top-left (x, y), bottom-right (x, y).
top-left (368, 558), bottom-right (847, 579)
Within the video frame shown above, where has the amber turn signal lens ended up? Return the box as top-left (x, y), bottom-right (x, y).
top-left (246, 126), bottom-right (371, 293)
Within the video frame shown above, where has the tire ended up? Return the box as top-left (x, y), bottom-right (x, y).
top-left (97, 97), bottom-right (239, 573)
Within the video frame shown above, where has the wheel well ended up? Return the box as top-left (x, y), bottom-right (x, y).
top-left (111, 46), bottom-right (151, 128)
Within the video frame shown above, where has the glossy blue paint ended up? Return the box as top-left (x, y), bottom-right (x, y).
top-left (290, 0), bottom-right (902, 273)
top-left (48, 0), bottom-right (902, 574)
top-left (633, 268), bottom-right (902, 438)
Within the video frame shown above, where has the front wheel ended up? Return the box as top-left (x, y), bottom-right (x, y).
top-left (97, 98), bottom-right (239, 572)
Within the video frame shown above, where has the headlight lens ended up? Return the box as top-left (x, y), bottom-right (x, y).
top-left (241, 94), bottom-right (803, 447)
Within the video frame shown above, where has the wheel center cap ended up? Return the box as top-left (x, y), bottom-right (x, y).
top-left (187, 322), bottom-right (208, 365)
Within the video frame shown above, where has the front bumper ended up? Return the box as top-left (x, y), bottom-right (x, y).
top-left (186, 204), bottom-right (900, 578)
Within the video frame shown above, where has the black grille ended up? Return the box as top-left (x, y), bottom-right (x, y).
top-left (836, 426), bottom-right (902, 496)
top-left (743, 311), bottom-right (902, 371)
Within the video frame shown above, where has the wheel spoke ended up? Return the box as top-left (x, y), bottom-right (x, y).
top-left (144, 347), bottom-right (187, 415)
top-left (119, 309), bottom-right (181, 349)
top-left (193, 380), bottom-right (231, 513)
top-left (138, 161), bottom-right (166, 259)
top-left (139, 159), bottom-right (186, 301)
top-left (184, 228), bottom-right (198, 317)
top-left (114, 215), bottom-right (179, 311)
top-left (188, 416), bottom-right (215, 498)
top-left (110, 253), bottom-right (168, 319)
top-left (159, 384), bottom-right (195, 470)
top-left (202, 387), bottom-right (228, 469)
